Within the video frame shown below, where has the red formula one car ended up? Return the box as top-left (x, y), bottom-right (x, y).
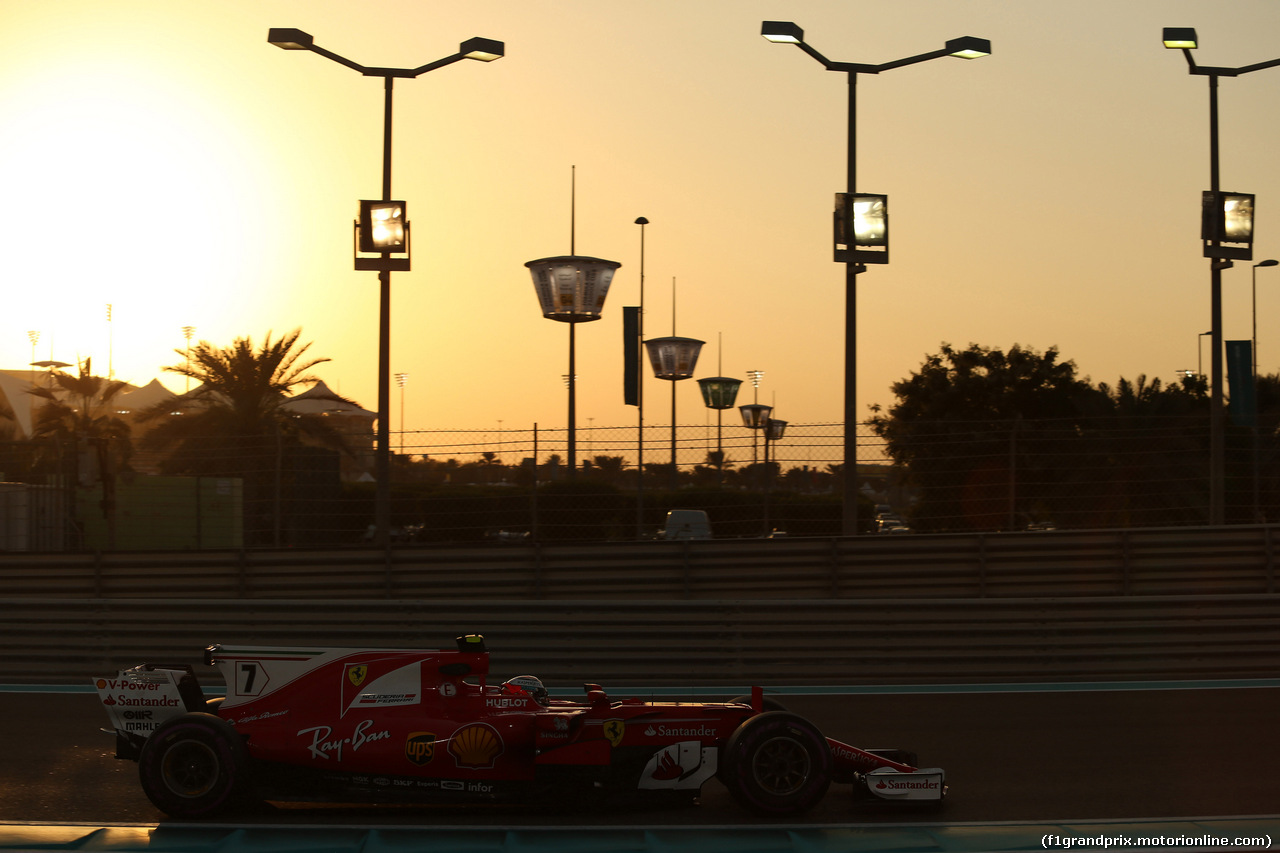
top-left (94, 635), bottom-right (945, 818)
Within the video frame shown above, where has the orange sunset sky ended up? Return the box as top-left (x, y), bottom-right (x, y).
top-left (3, 0), bottom-right (1280, 443)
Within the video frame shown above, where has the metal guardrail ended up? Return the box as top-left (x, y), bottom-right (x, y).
top-left (2, 525), bottom-right (1277, 599)
top-left (5, 594), bottom-right (1278, 686)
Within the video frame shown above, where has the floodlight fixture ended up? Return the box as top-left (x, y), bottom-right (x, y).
top-left (761, 21), bottom-right (804, 44)
top-left (358, 200), bottom-right (408, 252)
top-left (1163, 28), bottom-right (1199, 50)
top-left (946, 36), bottom-right (991, 59)
top-left (1202, 191), bottom-right (1255, 260)
top-left (268, 28), bottom-right (314, 50)
top-left (461, 37), bottom-right (504, 61)
top-left (834, 192), bottom-right (889, 263)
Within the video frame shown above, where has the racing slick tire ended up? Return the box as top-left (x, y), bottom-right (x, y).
top-left (719, 711), bottom-right (831, 816)
top-left (137, 712), bottom-right (250, 818)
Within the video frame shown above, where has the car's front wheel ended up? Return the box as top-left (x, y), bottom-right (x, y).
top-left (137, 712), bottom-right (249, 818)
top-left (719, 711), bottom-right (831, 815)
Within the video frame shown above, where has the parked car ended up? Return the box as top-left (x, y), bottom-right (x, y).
top-left (94, 635), bottom-right (945, 818)
top-left (660, 509), bottom-right (712, 540)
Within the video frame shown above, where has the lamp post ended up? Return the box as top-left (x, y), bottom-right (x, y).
top-left (644, 281), bottom-right (703, 490)
top-left (645, 335), bottom-right (705, 491)
top-left (26, 331), bottom-right (38, 385)
top-left (633, 216), bottom-right (648, 535)
top-left (1163, 27), bottom-right (1278, 524)
top-left (761, 22), bottom-right (991, 537)
top-left (526, 255), bottom-right (621, 479)
top-left (181, 326), bottom-right (195, 393)
top-left (697, 373), bottom-right (743, 479)
top-left (1198, 330), bottom-right (1213, 379)
top-left (697, 333), bottom-right (742, 480)
top-left (1252, 259), bottom-right (1279, 379)
top-left (395, 372), bottom-right (408, 455)
top-left (762, 416), bottom-right (788, 535)
top-left (268, 27), bottom-right (503, 546)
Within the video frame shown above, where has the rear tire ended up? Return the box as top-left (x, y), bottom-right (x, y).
top-left (138, 712), bottom-right (249, 818)
top-left (719, 711), bottom-right (831, 815)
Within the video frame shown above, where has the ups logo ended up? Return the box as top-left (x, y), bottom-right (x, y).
top-left (405, 732), bottom-right (436, 765)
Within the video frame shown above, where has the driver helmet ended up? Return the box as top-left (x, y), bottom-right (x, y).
top-left (501, 675), bottom-right (549, 706)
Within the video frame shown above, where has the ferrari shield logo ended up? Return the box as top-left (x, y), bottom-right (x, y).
top-left (603, 719), bottom-right (625, 747)
top-left (346, 665), bottom-right (368, 688)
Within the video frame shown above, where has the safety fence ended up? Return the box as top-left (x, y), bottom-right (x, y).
top-left (4, 594), bottom-right (1278, 686)
top-left (3, 414), bottom-right (1278, 548)
top-left (2, 525), bottom-right (1277, 600)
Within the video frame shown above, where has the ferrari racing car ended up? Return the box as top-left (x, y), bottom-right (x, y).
top-left (94, 635), bottom-right (945, 817)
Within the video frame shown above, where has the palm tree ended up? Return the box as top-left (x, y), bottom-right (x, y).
top-left (28, 358), bottom-right (132, 548)
top-left (139, 330), bottom-right (357, 544)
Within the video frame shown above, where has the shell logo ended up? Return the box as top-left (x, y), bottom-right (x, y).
top-left (448, 723), bottom-right (503, 769)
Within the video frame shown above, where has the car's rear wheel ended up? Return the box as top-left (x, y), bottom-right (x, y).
top-left (719, 711), bottom-right (831, 815)
top-left (138, 712), bottom-right (249, 818)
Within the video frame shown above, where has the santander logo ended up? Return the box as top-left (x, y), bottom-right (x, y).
top-left (877, 777), bottom-right (939, 790)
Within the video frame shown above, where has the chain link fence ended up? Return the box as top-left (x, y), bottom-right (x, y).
top-left (1, 416), bottom-right (1270, 551)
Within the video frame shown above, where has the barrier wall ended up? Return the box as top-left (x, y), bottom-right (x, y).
top-left (2, 525), bottom-right (1279, 600)
top-left (5, 594), bottom-right (1278, 686)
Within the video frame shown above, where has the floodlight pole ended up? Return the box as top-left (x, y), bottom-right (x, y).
top-left (761, 24), bottom-right (991, 536)
top-left (267, 29), bottom-right (502, 547)
top-left (1167, 34), bottom-right (1280, 523)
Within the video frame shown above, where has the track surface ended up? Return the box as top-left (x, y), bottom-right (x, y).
top-left (4, 687), bottom-right (1278, 825)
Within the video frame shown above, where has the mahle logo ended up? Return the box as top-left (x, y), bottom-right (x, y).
top-left (405, 732), bottom-right (436, 765)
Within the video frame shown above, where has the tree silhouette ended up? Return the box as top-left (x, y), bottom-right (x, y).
top-left (28, 358), bottom-right (132, 547)
top-left (139, 330), bottom-right (356, 544)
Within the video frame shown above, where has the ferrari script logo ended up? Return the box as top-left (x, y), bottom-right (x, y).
top-left (604, 719), bottom-right (625, 747)
top-left (346, 665), bottom-right (368, 688)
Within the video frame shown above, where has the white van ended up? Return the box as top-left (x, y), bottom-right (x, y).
top-left (661, 509), bottom-right (712, 540)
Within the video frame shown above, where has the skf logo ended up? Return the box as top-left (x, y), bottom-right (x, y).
top-left (405, 732), bottom-right (436, 765)
top-left (346, 665), bottom-right (368, 688)
top-left (604, 719), bottom-right (625, 747)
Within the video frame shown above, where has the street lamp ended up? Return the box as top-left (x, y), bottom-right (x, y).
top-left (1164, 26), bottom-right (1280, 524)
top-left (697, 334), bottom-right (742, 478)
top-left (644, 335), bottom-right (704, 490)
top-left (525, 254), bottom-right (621, 478)
top-left (762, 417), bottom-right (788, 535)
top-left (762, 21), bottom-right (991, 536)
top-left (268, 27), bottom-right (503, 547)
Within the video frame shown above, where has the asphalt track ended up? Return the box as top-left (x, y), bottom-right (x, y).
top-left (2, 684), bottom-right (1279, 850)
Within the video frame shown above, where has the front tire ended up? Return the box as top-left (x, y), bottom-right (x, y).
top-left (137, 712), bottom-right (249, 818)
top-left (719, 711), bottom-right (831, 815)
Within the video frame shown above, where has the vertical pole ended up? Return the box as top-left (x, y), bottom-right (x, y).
top-left (670, 380), bottom-right (678, 491)
top-left (636, 221), bottom-right (646, 537)
top-left (1208, 73), bottom-right (1225, 525)
top-left (841, 71), bottom-right (861, 536)
top-left (375, 75), bottom-right (395, 548)
top-left (568, 322), bottom-right (577, 479)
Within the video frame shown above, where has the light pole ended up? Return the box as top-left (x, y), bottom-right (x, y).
top-left (632, 216), bottom-right (648, 535)
top-left (395, 372), bottom-right (408, 455)
top-left (26, 330), bottom-right (38, 385)
top-left (1163, 27), bottom-right (1278, 524)
top-left (1252, 259), bottom-right (1279, 379)
top-left (268, 28), bottom-right (503, 546)
top-left (761, 22), bottom-right (991, 536)
top-left (1199, 330), bottom-right (1213, 379)
top-left (181, 326), bottom-right (195, 393)
top-left (644, 280), bottom-right (704, 491)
